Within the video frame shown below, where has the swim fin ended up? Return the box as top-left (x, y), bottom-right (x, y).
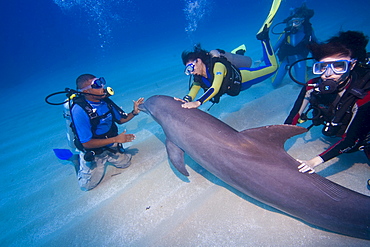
top-left (256, 0), bottom-right (282, 38)
top-left (231, 44), bottom-right (247, 55)
top-left (53, 148), bottom-right (74, 160)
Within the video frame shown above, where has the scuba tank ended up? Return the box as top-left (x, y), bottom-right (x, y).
top-left (63, 100), bottom-right (77, 150)
top-left (209, 48), bottom-right (252, 69)
top-left (222, 51), bottom-right (252, 69)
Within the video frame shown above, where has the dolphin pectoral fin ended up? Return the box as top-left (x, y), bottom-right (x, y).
top-left (240, 125), bottom-right (307, 149)
top-left (165, 139), bottom-right (190, 176)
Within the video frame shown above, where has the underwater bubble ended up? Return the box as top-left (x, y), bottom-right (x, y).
top-left (183, 0), bottom-right (209, 33)
top-left (53, 0), bottom-right (128, 48)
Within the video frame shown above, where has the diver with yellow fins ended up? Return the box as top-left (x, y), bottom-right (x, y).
top-left (177, 0), bottom-right (281, 109)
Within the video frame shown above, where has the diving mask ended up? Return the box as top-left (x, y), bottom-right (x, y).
top-left (312, 60), bottom-right (354, 75)
top-left (290, 18), bottom-right (304, 27)
top-left (184, 61), bottom-right (196, 76)
top-left (80, 77), bottom-right (107, 91)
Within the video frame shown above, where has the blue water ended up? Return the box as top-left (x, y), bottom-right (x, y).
top-left (1, 0), bottom-right (370, 245)
top-left (2, 0), bottom-right (369, 87)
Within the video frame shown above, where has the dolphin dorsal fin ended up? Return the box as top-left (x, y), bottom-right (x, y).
top-left (239, 125), bottom-right (307, 149)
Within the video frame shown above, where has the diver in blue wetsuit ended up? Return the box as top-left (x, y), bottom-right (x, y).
top-left (272, 3), bottom-right (318, 88)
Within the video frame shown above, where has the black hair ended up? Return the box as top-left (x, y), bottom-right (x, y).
top-left (293, 3), bottom-right (314, 21)
top-left (282, 3), bottom-right (314, 35)
top-left (76, 74), bottom-right (96, 89)
top-left (309, 31), bottom-right (369, 62)
top-left (181, 43), bottom-right (210, 65)
top-left (327, 31), bottom-right (369, 62)
top-left (284, 3), bottom-right (314, 23)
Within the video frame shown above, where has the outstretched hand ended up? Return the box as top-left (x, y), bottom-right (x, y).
top-left (133, 97), bottom-right (144, 114)
top-left (116, 130), bottom-right (136, 143)
top-left (174, 97), bottom-right (201, 109)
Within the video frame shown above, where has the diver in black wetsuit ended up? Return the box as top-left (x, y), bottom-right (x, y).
top-left (284, 31), bottom-right (370, 174)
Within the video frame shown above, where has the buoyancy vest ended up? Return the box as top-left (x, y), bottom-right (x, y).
top-left (194, 56), bottom-right (242, 103)
top-left (70, 96), bottom-right (126, 153)
top-left (277, 23), bottom-right (314, 61)
top-left (308, 66), bottom-right (370, 136)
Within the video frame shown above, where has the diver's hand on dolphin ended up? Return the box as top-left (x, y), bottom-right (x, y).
top-left (181, 101), bottom-right (201, 109)
top-left (115, 130), bottom-right (136, 143)
top-left (132, 97), bottom-right (144, 114)
top-left (297, 156), bottom-right (324, 174)
top-left (297, 161), bottom-right (315, 174)
top-left (174, 97), bottom-right (201, 109)
top-left (174, 97), bottom-right (186, 103)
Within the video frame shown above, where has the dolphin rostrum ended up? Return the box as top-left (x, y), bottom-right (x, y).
top-left (140, 95), bottom-right (370, 240)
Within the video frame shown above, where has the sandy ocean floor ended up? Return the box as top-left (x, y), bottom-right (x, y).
top-left (1, 55), bottom-right (370, 246)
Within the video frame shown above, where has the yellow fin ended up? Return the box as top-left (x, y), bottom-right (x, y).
top-left (231, 44), bottom-right (247, 54)
top-left (256, 0), bottom-right (282, 36)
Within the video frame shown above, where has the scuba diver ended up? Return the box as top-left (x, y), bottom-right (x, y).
top-left (46, 74), bottom-right (144, 191)
top-left (176, 0), bottom-right (281, 109)
top-left (284, 31), bottom-right (370, 176)
top-left (271, 3), bottom-right (318, 88)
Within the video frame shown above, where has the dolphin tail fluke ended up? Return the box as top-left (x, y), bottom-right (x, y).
top-left (240, 125), bottom-right (307, 149)
top-left (165, 139), bottom-right (190, 176)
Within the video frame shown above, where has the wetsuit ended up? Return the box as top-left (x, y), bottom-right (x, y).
top-left (285, 66), bottom-right (370, 162)
top-left (272, 22), bottom-right (317, 87)
top-left (186, 38), bottom-right (278, 105)
top-left (320, 101), bottom-right (370, 161)
top-left (71, 98), bottom-right (131, 191)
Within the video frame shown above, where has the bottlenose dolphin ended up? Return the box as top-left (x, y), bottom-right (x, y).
top-left (140, 95), bottom-right (370, 240)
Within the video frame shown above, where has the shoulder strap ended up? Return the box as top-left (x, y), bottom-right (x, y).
top-left (359, 68), bottom-right (370, 90)
top-left (102, 97), bottom-right (128, 120)
top-left (347, 68), bottom-right (370, 98)
top-left (72, 96), bottom-right (104, 134)
top-left (332, 69), bottom-right (370, 123)
top-left (72, 96), bottom-right (99, 120)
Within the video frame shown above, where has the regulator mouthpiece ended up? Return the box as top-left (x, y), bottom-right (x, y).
top-left (317, 79), bottom-right (338, 94)
top-left (105, 87), bottom-right (114, 97)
